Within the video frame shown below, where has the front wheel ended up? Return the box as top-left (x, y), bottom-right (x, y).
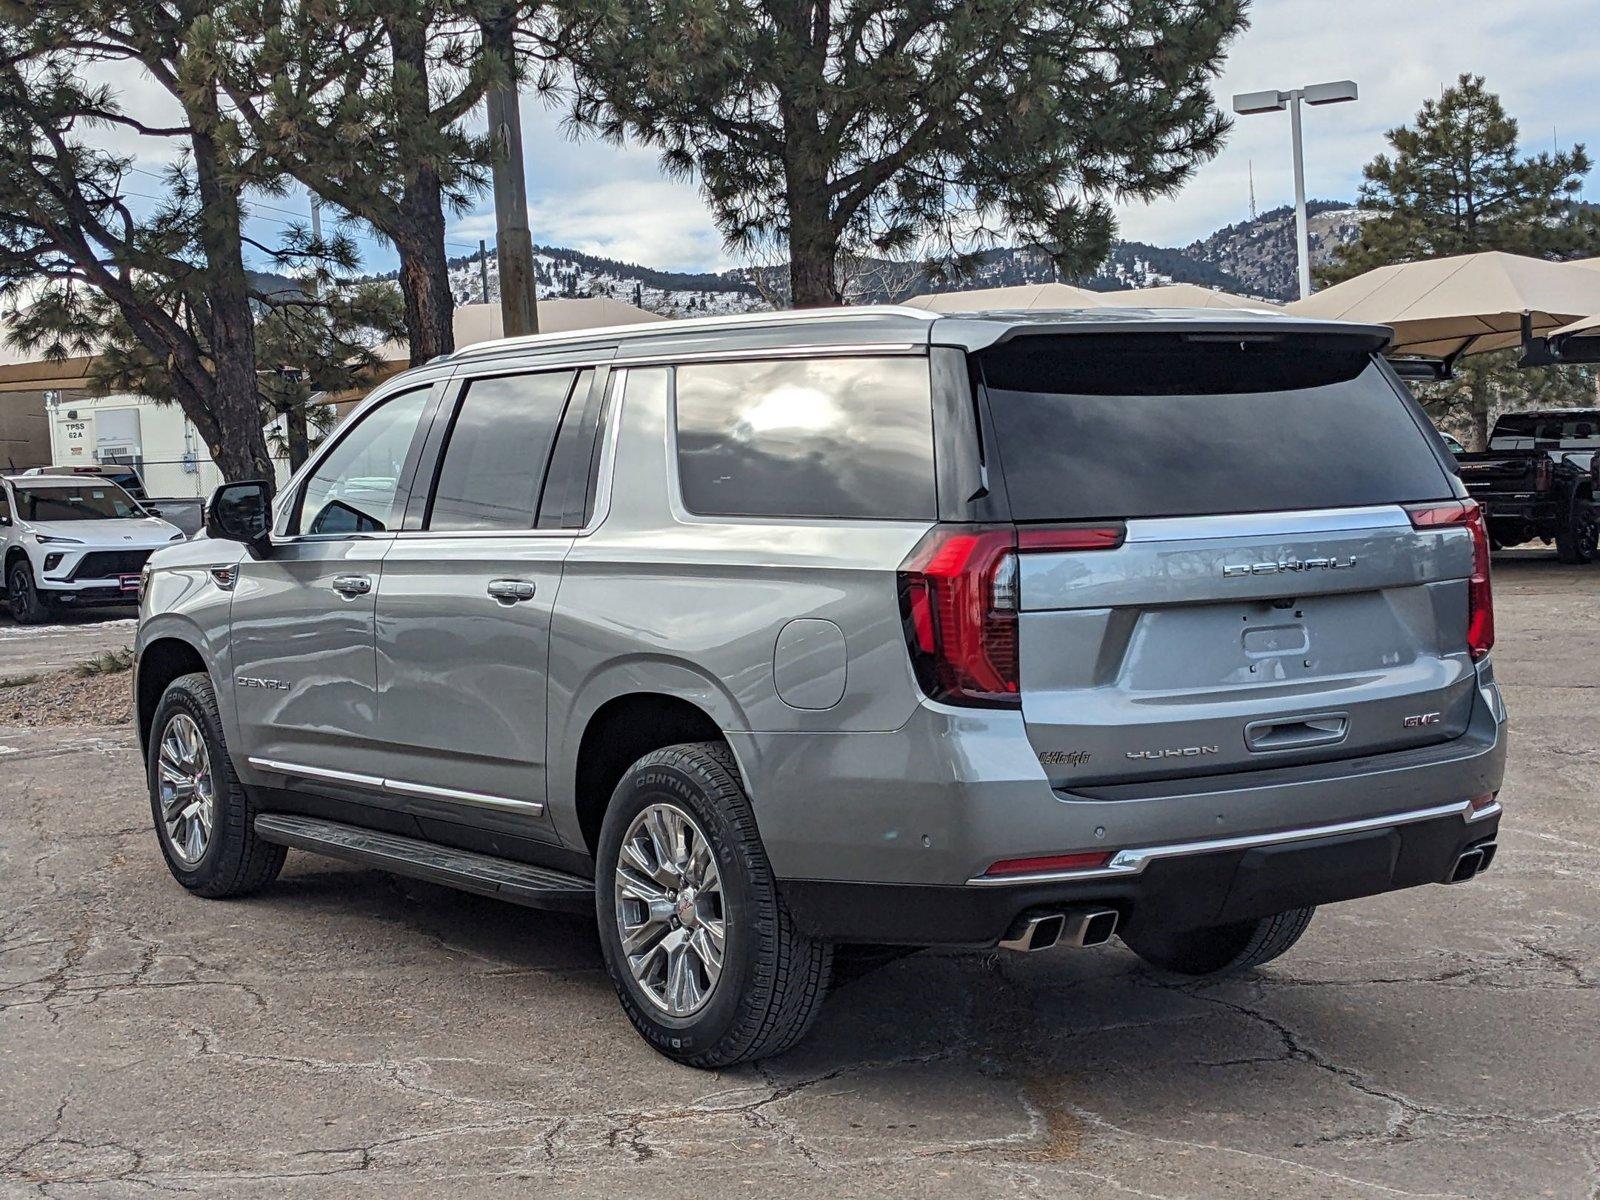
top-left (1554, 498), bottom-right (1598, 564)
top-left (595, 742), bottom-right (832, 1067)
top-left (146, 672), bottom-right (285, 897)
top-left (1122, 907), bottom-right (1315, 976)
top-left (8, 560), bottom-right (52, 625)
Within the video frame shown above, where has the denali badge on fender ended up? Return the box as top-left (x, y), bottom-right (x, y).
top-left (1222, 556), bottom-right (1357, 577)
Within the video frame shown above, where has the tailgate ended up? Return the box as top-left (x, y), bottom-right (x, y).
top-left (1017, 506), bottom-right (1478, 788)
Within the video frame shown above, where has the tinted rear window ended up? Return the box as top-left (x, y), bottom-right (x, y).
top-left (981, 334), bottom-right (1454, 521)
top-left (1491, 413), bottom-right (1600, 441)
top-left (675, 356), bottom-right (935, 520)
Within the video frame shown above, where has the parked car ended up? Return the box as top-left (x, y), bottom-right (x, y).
top-left (21, 462), bottom-right (149, 500)
top-left (134, 307), bottom-right (1506, 1066)
top-left (2, 474), bottom-right (185, 623)
top-left (1452, 409), bottom-right (1599, 561)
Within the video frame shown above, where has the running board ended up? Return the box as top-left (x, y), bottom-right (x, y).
top-left (253, 814), bottom-right (594, 914)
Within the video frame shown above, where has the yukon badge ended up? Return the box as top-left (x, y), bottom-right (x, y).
top-left (1126, 745), bottom-right (1219, 760)
top-left (1222, 556), bottom-right (1357, 578)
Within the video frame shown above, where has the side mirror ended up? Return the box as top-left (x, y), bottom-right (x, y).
top-left (206, 481), bottom-right (272, 555)
top-left (144, 505), bottom-right (163, 517)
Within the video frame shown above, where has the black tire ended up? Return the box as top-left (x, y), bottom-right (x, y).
top-left (1554, 496), bottom-right (1598, 564)
top-left (595, 741), bottom-right (832, 1068)
top-left (8, 559), bottom-right (52, 625)
top-left (146, 672), bottom-right (285, 898)
top-left (1123, 907), bottom-right (1315, 977)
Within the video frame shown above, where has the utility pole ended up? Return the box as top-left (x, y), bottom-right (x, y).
top-left (479, 239), bottom-right (491, 304)
top-left (1233, 80), bottom-right (1359, 300)
top-left (483, 10), bottom-right (538, 336)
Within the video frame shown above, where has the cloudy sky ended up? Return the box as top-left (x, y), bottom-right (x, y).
top-left (102, 0), bottom-right (1600, 276)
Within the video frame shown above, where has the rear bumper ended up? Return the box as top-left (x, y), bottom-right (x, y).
top-left (781, 805), bottom-right (1500, 945)
top-left (735, 660), bottom-right (1507, 940)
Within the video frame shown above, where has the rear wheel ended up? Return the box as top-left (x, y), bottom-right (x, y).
top-left (1123, 907), bottom-right (1315, 976)
top-left (8, 560), bottom-right (52, 625)
top-left (595, 741), bottom-right (832, 1067)
top-left (1554, 497), bottom-right (1598, 564)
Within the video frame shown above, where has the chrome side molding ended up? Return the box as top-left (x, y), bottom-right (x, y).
top-left (247, 757), bottom-right (545, 817)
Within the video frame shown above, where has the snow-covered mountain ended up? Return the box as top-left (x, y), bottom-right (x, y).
top-left (378, 203), bottom-right (1367, 316)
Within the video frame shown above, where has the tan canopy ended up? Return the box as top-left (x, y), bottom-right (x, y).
top-left (904, 281), bottom-right (1272, 312)
top-left (1286, 252), bottom-right (1600, 360)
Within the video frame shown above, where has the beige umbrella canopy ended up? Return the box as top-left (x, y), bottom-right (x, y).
top-left (905, 280), bottom-right (1272, 312)
top-left (903, 282), bottom-right (1110, 311)
top-left (1092, 282), bottom-right (1277, 310)
top-left (1287, 251), bottom-right (1600, 360)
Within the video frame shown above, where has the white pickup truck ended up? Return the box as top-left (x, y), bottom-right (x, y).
top-left (1, 473), bottom-right (186, 624)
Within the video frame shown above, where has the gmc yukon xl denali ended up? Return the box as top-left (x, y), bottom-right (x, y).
top-left (135, 307), bottom-right (1507, 1066)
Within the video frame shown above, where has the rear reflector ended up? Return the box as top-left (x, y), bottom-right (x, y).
top-left (1405, 500), bottom-right (1494, 660)
top-left (982, 851), bottom-right (1114, 877)
top-left (1469, 792), bottom-right (1497, 812)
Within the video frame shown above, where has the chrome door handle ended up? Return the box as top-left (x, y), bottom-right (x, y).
top-left (487, 578), bottom-right (536, 604)
top-left (331, 574), bottom-right (372, 598)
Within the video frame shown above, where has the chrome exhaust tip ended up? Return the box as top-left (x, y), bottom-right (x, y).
top-left (1448, 845), bottom-right (1487, 884)
top-left (1062, 907), bottom-right (1119, 948)
top-left (999, 912), bottom-right (1066, 953)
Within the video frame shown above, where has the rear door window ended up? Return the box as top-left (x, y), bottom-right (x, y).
top-left (426, 370), bottom-right (578, 531)
top-left (980, 334), bottom-right (1455, 521)
top-left (674, 356), bottom-right (935, 520)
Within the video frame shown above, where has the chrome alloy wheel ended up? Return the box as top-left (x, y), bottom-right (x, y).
top-left (157, 713), bottom-right (216, 866)
top-left (613, 802), bottom-right (727, 1017)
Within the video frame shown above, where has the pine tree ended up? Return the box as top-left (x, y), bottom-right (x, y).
top-left (1328, 75), bottom-right (1596, 281)
top-left (0, 5), bottom-right (297, 490)
top-left (555, 0), bottom-right (1246, 306)
top-left (219, 1), bottom-right (542, 364)
top-left (1327, 76), bottom-right (1600, 448)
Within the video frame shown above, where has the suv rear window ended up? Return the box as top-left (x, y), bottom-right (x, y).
top-left (980, 333), bottom-right (1455, 521)
top-left (674, 356), bottom-right (936, 520)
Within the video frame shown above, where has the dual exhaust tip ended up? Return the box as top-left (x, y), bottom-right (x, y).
top-left (1000, 907), bottom-right (1119, 953)
top-left (1001, 841), bottom-right (1495, 952)
top-left (1447, 840), bottom-right (1498, 884)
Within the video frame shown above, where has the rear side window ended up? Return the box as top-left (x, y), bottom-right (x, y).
top-left (427, 370), bottom-right (577, 531)
top-left (674, 356), bottom-right (936, 520)
top-left (980, 334), bottom-right (1455, 521)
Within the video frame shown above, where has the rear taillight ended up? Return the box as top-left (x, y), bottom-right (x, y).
top-left (898, 523), bottom-right (1126, 708)
top-left (1406, 500), bottom-right (1494, 660)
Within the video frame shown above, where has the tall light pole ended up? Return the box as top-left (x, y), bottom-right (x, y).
top-left (483, 10), bottom-right (539, 337)
top-left (1233, 80), bottom-right (1358, 300)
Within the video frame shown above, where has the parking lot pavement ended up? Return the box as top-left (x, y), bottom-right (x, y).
top-left (0, 611), bottom-right (137, 678)
top-left (1, 555), bottom-right (1596, 1199)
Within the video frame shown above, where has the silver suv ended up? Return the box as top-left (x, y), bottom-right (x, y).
top-left (135, 306), bottom-right (1506, 1066)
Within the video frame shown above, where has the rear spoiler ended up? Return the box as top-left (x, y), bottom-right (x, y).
top-left (930, 311), bottom-right (1394, 355)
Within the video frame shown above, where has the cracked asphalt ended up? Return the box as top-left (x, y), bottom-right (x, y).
top-left (1, 552), bottom-right (1596, 1198)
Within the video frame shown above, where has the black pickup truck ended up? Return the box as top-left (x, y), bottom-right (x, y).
top-left (1453, 410), bottom-right (1600, 562)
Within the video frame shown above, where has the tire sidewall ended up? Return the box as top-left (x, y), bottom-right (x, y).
top-left (595, 754), bottom-right (763, 1060)
top-left (9, 561), bottom-right (45, 624)
top-left (147, 677), bottom-right (231, 889)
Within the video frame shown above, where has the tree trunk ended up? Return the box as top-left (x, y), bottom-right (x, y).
top-left (190, 86), bottom-right (277, 494)
top-left (389, 17), bottom-right (456, 365)
top-left (392, 204), bottom-right (455, 365)
top-left (286, 403), bottom-right (310, 470)
top-left (779, 5), bottom-right (841, 309)
top-left (1471, 399), bottom-right (1491, 452)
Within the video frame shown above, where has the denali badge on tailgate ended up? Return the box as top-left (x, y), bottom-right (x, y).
top-left (1222, 556), bottom-right (1357, 577)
